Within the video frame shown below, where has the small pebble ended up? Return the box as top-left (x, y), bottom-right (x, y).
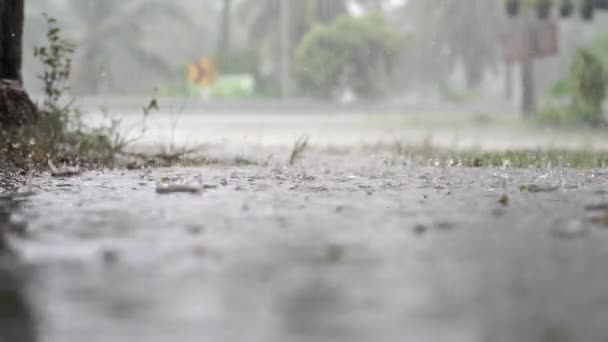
top-left (185, 224), bottom-right (205, 235)
top-left (498, 194), bottom-right (509, 206)
top-left (156, 183), bottom-right (202, 194)
top-left (101, 249), bottom-right (120, 266)
top-left (413, 224), bottom-right (428, 235)
top-left (435, 222), bottom-right (454, 230)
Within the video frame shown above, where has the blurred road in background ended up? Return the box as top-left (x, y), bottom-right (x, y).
top-left (76, 97), bottom-right (608, 152)
top-left (4, 98), bottom-right (608, 342)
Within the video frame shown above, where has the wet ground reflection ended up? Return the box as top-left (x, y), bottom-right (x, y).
top-left (0, 196), bottom-right (37, 342)
top-left (10, 166), bottom-right (608, 341)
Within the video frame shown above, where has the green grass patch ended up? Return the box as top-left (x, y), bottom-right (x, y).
top-left (1, 15), bottom-right (158, 171)
top-left (393, 143), bottom-right (608, 169)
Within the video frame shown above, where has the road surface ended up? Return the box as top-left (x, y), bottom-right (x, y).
top-left (2, 109), bottom-right (608, 342)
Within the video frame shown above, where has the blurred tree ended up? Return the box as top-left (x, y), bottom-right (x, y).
top-left (237, 0), bottom-right (347, 43)
top-left (63, 0), bottom-right (194, 95)
top-left (569, 49), bottom-right (606, 124)
top-left (236, 0), bottom-right (349, 91)
top-left (294, 13), bottom-right (407, 99)
top-left (216, 0), bottom-right (233, 62)
top-left (215, 0), bottom-right (260, 77)
top-left (402, 0), bottom-right (504, 89)
top-left (538, 49), bottom-right (606, 126)
top-left (587, 31), bottom-right (608, 68)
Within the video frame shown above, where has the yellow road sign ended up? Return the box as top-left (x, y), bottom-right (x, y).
top-left (188, 58), bottom-right (217, 86)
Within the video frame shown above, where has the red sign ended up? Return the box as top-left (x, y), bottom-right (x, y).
top-left (502, 21), bottom-right (558, 64)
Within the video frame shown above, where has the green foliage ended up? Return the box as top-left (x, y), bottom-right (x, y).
top-left (4, 15), bottom-right (149, 169)
top-left (33, 14), bottom-right (75, 114)
top-left (294, 13), bottom-right (407, 99)
top-left (157, 66), bottom-right (191, 97)
top-left (588, 31), bottom-right (608, 67)
top-left (570, 49), bottom-right (605, 116)
top-left (288, 135), bottom-right (309, 165)
top-left (539, 49), bottom-right (606, 127)
top-left (536, 106), bottom-right (580, 126)
top-left (216, 49), bottom-right (259, 75)
top-left (548, 79), bottom-right (569, 99)
top-left (236, 0), bottom-right (350, 95)
top-left (437, 82), bottom-right (480, 104)
top-left (211, 75), bottom-right (256, 99)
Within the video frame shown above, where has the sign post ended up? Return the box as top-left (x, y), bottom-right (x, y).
top-left (501, 21), bottom-right (558, 64)
top-left (188, 58), bottom-right (217, 100)
top-left (501, 20), bottom-right (559, 115)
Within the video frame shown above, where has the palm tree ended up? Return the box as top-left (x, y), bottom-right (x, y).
top-left (402, 0), bottom-right (504, 89)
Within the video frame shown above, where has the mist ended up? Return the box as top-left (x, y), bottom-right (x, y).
top-left (2, 1), bottom-right (608, 342)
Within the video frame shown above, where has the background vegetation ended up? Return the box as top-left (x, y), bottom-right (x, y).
top-left (16, 0), bottom-right (608, 123)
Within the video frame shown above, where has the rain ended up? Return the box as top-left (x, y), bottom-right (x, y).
top-left (2, 1), bottom-right (608, 341)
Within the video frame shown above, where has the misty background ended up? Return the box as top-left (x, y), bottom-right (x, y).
top-left (8, 3), bottom-right (608, 342)
top-left (19, 0), bottom-right (608, 114)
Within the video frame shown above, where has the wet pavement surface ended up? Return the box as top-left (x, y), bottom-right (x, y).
top-left (0, 195), bottom-right (37, 342)
top-left (3, 153), bottom-right (608, 341)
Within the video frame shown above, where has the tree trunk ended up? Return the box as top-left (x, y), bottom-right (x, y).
top-left (279, 0), bottom-right (292, 98)
top-left (521, 12), bottom-right (536, 116)
top-left (521, 51), bottom-right (536, 116)
top-left (0, 80), bottom-right (37, 129)
top-left (0, 0), bottom-right (24, 82)
top-left (216, 0), bottom-right (232, 62)
top-left (464, 59), bottom-right (483, 90)
top-left (0, 0), bottom-right (37, 129)
top-left (505, 62), bottom-right (513, 101)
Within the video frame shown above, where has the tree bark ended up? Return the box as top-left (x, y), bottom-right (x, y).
top-left (0, 80), bottom-right (37, 129)
top-left (0, 0), bottom-right (24, 82)
top-left (0, 0), bottom-right (37, 129)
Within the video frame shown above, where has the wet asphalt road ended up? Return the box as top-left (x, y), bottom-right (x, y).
top-left (3, 152), bottom-right (608, 342)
